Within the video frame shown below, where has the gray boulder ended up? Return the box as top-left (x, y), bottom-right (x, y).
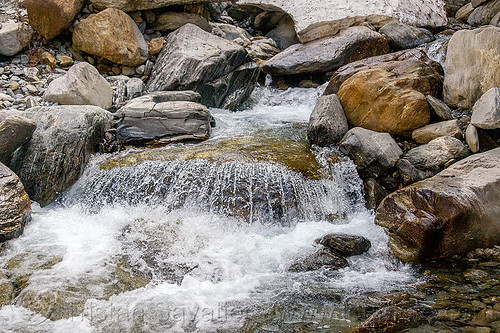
top-left (0, 162), bottom-right (31, 242)
top-left (265, 16), bottom-right (300, 50)
top-left (115, 100), bottom-right (214, 145)
top-left (412, 120), bottom-right (462, 144)
top-left (307, 94), bottom-right (348, 146)
top-left (379, 21), bottom-right (434, 51)
top-left (43, 62), bottom-right (113, 109)
top-left (289, 248), bottom-right (348, 272)
top-left (444, 26), bottom-right (500, 109)
top-left (403, 136), bottom-right (470, 173)
top-left (339, 127), bottom-right (403, 175)
top-left (126, 91), bottom-right (201, 104)
top-left (146, 24), bottom-right (258, 110)
top-left (468, 0), bottom-right (500, 26)
top-left (0, 116), bottom-right (37, 164)
top-left (426, 95), bottom-right (453, 121)
top-left (262, 26), bottom-right (390, 76)
top-left (211, 23), bottom-right (251, 42)
top-left (9, 106), bottom-right (112, 206)
top-left (471, 88), bottom-right (500, 130)
top-left (0, 22), bottom-right (33, 57)
top-left (376, 148), bottom-right (500, 262)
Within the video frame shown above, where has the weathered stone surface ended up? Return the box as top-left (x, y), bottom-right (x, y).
top-left (0, 22), bottom-right (33, 57)
top-left (375, 148), bottom-right (500, 262)
top-left (146, 24), bottom-right (258, 109)
top-left (471, 88), bottom-right (500, 130)
top-left (0, 163), bottom-right (31, 242)
top-left (404, 136), bottom-right (470, 173)
top-left (25, 0), bottom-right (85, 40)
top-left (307, 94), bottom-right (348, 146)
top-left (354, 306), bottom-right (424, 332)
top-left (445, 0), bottom-right (472, 16)
top-left (43, 62), bottom-right (113, 109)
top-left (491, 11), bottom-right (500, 26)
top-left (90, 0), bottom-right (225, 11)
top-left (315, 234), bottom-right (371, 257)
top-left (9, 106), bottom-right (112, 206)
top-left (148, 38), bottom-right (164, 56)
top-left (289, 248), bottom-right (348, 272)
top-left (412, 120), bottom-right (462, 144)
top-left (73, 8), bottom-right (148, 66)
top-left (379, 21), bottom-right (434, 51)
top-left (153, 12), bottom-right (211, 32)
top-left (456, 2), bottom-right (475, 21)
top-left (236, 0), bottom-right (447, 43)
top-left (426, 95), bottom-right (454, 120)
top-left (339, 127), bottom-right (403, 174)
top-left (115, 100), bottom-right (214, 145)
top-left (325, 49), bottom-right (441, 95)
top-left (262, 26), bottom-right (389, 76)
top-left (265, 16), bottom-right (299, 50)
top-left (466, 124), bottom-right (480, 153)
top-left (245, 37), bottom-right (281, 64)
top-left (364, 178), bottom-right (388, 210)
top-left (338, 60), bottom-right (442, 135)
top-left (126, 91), bottom-right (202, 104)
top-left (443, 26), bottom-right (500, 109)
top-left (0, 116), bottom-right (37, 164)
top-left (211, 23), bottom-right (252, 42)
top-left (468, 0), bottom-right (500, 26)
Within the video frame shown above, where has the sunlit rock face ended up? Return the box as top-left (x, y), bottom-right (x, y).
top-left (236, 0), bottom-right (448, 42)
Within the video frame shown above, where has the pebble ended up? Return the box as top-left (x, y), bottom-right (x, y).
top-left (41, 52), bottom-right (57, 68)
top-left (56, 55), bottom-right (74, 67)
top-left (25, 84), bottom-right (37, 95)
top-left (8, 81), bottom-right (19, 91)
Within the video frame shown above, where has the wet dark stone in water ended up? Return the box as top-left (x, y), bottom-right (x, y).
top-left (315, 233), bottom-right (371, 257)
top-left (289, 248), bottom-right (349, 272)
top-left (353, 306), bottom-right (424, 332)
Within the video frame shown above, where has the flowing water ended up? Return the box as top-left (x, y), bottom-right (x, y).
top-left (0, 86), bottom-right (419, 332)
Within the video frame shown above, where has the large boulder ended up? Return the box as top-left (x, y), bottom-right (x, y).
top-left (339, 127), bottom-right (403, 176)
top-left (43, 62), bottom-right (113, 109)
top-left (324, 49), bottom-right (442, 95)
top-left (72, 8), bottom-right (148, 66)
top-left (379, 21), bottom-right (434, 51)
top-left (411, 120), bottom-right (462, 144)
top-left (146, 24), bottom-right (259, 109)
top-left (25, 0), bottom-right (85, 40)
top-left (443, 26), bottom-right (500, 109)
top-left (307, 94), bottom-right (348, 146)
top-left (261, 26), bottom-right (390, 76)
top-left (0, 116), bottom-right (37, 164)
top-left (9, 106), bottom-right (112, 206)
top-left (236, 0), bottom-right (447, 43)
top-left (471, 88), bottom-right (500, 130)
top-left (0, 163), bottom-right (31, 242)
top-left (0, 22), bottom-right (33, 57)
top-left (375, 148), bottom-right (500, 262)
top-left (468, 0), bottom-right (500, 26)
top-left (90, 0), bottom-right (225, 11)
top-left (153, 12), bottom-right (211, 32)
top-left (337, 60), bottom-right (443, 135)
top-left (114, 99), bottom-right (214, 145)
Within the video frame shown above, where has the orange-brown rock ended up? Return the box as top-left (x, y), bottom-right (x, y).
top-left (25, 0), bottom-right (86, 40)
top-left (72, 8), bottom-right (148, 66)
top-left (148, 38), bottom-right (164, 56)
top-left (337, 60), bottom-right (443, 136)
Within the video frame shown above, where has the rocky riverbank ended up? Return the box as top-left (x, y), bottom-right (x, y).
top-left (0, 0), bottom-right (499, 331)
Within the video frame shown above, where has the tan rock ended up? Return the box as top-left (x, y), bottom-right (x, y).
top-left (148, 38), bottom-right (164, 56)
top-left (455, 2), bottom-right (474, 21)
top-left (466, 124), bottom-right (480, 153)
top-left (56, 55), bottom-right (74, 67)
top-left (72, 8), bottom-right (148, 66)
top-left (153, 12), bottom-right (211, 32)
top-left (42, 52), bottom-right (57, 67)
top-left (25, 0), bottom-right (86, 40)
top-left (412, 120), bottom-right (462, 144)
top-left (338, 60), bottom-right (443, 136)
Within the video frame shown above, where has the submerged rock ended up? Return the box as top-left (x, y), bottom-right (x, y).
top-left (9, 106), bottom-right (112, 206)
top-left (375, 148), bottom-right (500, 262)
top-left (0, 163), bottom-right (31, 242)
top-left (315, 234), bottom-right (371, 257)
top-left (354, 306), bottom-right (424, 332)
top-left (289, 248), bottom-right (348, 272)
top-left (262, 26), bottom-right (389, 76)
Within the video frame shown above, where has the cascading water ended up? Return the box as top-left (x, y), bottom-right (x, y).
top-left (0, 86), bottom-right (418, 332)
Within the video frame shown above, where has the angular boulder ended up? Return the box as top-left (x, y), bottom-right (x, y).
top-left (337, 60), bottom-right (443, 135)
top-left (0, 116), bottom-right (37, 164)
top-left (43, 62), bottom-right (113, 109)
top-left (339, 127), bottom-right (403, 175)
top-left (412, 120), bottom-right (462, 144)
top-left (25, 0), bottom-right (86, 40)
top-left (0, 163), bottom-right (31, 242)
top-left (9, 106), bottom-right (112, 206)
top-left (114, 100), bottom-right (214, 145)
top-left (443, 26), bottom-right (500, 109)
top-left (379, 21), bottom-right (434, 51)
top-left (146, 24), bottom-right (259, 109)
top-left (236, 0), bottom-right (447, 43)
top-left (471, 88), bottom-right (500, 130)
top-left (90, 0), bottom-right (225, 11)
top-left (0, 22), bottom-right (33, 57)
top-left (426, 95), bottom-right (453, 121)
top-left (307, 94), bottom-right (349, 146)
top-left (375, 148), bottom-right (500, 262)
top-left (262, 26), bottom-right (390, 76)
top-left (72, 8), bottom-right (148, 66)
top-left (324, 49), bottom-right (442, 95)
